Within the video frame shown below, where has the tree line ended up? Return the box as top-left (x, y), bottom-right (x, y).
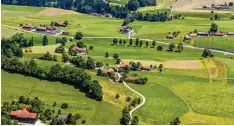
top-left (2, 0), bottom-right (156, 20)
top-left (1, 57), bottom-right (103, 101)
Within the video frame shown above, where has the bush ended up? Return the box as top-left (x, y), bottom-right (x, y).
top-left (89, 46), bottom-right (94, 50)
top-left (18, 96), bottom-right (25, 103)
top-left (229, 2), bottom-right (233, 6)
top-left (75, 32), bottom-right (83, 40)
top-left (116, 94), bottom-right (120, 99)
top-left (55, 46), bottom-right (65, 53)
top-left (61, 103), bottom-right (68, 108)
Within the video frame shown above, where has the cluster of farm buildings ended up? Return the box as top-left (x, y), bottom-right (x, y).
top-left (8, 107), bottom-right (71, 124)
top-left (184, 31), bottom-right (234, 40)
top-left (203, 3), bottom-right (231, 10)
top-left (100, 62), bottom-right (152, 82)
top-left (21, 21), bottom-right (69, 36)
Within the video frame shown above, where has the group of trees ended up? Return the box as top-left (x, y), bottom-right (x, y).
top-left (1, 38), bottom-right (23, 58)
top-left (11, 33), bottom-right (34, 47)
top-left (120, 99), bottom-right (140, 124)
top-left (1, 58), bottom-right (103, 101)
top-left (202, 48), bottom-right (214, 58)
top-left (56, 37), bottom-right (68, 46)
top-left (39, 52), bottom-right (57, 61)
top-left (55, 46), bottom-right (65, 53)
top-left (112, 38), bottom-right (157, 48)
top-left (69, 56), bottom-right (97, 69)
top-left (168, 43), bottom-right (183, 52)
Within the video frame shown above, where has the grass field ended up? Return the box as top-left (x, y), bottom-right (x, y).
top-left (2, 70), bottom-right (122, 124)
top-left (188, 37), bottom-right (234, 52)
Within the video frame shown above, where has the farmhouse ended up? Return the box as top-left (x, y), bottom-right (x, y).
top-left (197, 32), bottom-right (209, 36)
top-left (101, 67), bottom-right (114, 74)
top-left (35, 26), bottom-right (47, 31)
top-left (141, 66), bottom-right (151, 71)
top-left (72, 46), bottom-right (87, 53)
top-left (126, 76), bottom-right (137, 82)
top-left (118, 62), bottom-right (130, 68)
top-left (184, 35), bottom-right (192, 40)
top-left (9, 107), bottom-right (38, 124)
top-left (54, 21), bottom-right (66, 27)
top-left (119, 26), bottom-right (132, 34)
top-left (166, 35), bottom-right (174, 39)
top-left (189, 33), bottom-right (197, 37)
top-left (227, 32), bottom-right (234, 36)
top-left (22, 24), bottom-right (33, 30)
top-left (214, 32), bottom-right (224, 36)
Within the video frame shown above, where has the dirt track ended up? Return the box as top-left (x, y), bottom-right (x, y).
top-left (35, 8), bottom-right (78, 16)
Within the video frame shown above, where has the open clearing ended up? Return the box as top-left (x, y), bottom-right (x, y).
top-left (23, 45), bottom-right (60, 55)
top-left (122, 59), bottom-right (205, 69)
top-left (35, 8), bottom-right (78, 16)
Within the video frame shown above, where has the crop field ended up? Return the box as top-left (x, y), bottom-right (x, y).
top-left (189, 37), bottom-right (234, 52)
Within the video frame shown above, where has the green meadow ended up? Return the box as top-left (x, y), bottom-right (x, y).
top-left (2, 4), bottom-right (234, 125)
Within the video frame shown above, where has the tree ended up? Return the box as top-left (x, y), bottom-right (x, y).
top-left (81, 120), bottom-right (86, 124)
top-left (120, 106), bottom-right (131, 125)
top-left (116, 94), bottom-right (120, 99)
top-left (158, 64), bottom-right (163, 73)
top-left (61, 103), bottom-right (68, 108)
top-left (113, 53), bottom-right (119, 59)
top-left (126, 97), bottom-right (131, 102)
top-left (74, 114), bottom-right (81, 120)
top-left (157, 45), bottom-right (163, 51)
top-left (131, 116), bottom-right (139, 125)
top-left (52, 102), bottom-right (57, 106)
top-left (229, 2), bottom-right (233, 6)
top-left (42, 35), bottom-right (48, 46)
top-left (105, 52), bottom-right (109, 58)
top-left (119, 39), bottom-right (123, 45)
top-left (66, 113), bottom-right (76, 125)
top-left (58, 109), bottom-right (62, 115)
top-left (86, 57), bottom-right (95, 69)
top-left (168, 43), bottom-right (176, 52)
top-left (97, 68), bottom-right (102, 76)
top-left (62, 52), bottom-right (69, 62)
top-left (214, 14), bottom-right (219, 20)
top-left (123, 40), bottom-right (126, 45)
top-left (116, 58), bottom-right (121, 64)
top-left (170, 117), bottom-right (180, 125)
top-left (152, 40), bottom-right (156, 47)
top-left (202, 48), bottom-right (213, 58)
top-left (129, 38), bottom-right (133, 46)
top-left (75, 31), bottom-right (83, 40)
top-left (18, 96), bottom-right (25, 103)
top-left (89, 46), bottom-right (94, 50)
top-left (55, 46), bottom-right (65, 53)
top-left (96, 62), bottom-right (103, 68)
top-left (113, 38), bottom-right (118, 45)
top-left (89, 80), bottom-right (103, 101)
top-left (177, 43), bottom-right (183, 52)
top-left (210, 23), bottom-right (218, 32)
top-left (139, 40), bottom-right (143, 47)
top-left (146, 41), bottom-right (149, 47)
top-left (135, 38), bottom-right (139, 46)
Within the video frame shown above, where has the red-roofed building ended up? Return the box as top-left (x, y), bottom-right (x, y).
top-left (214, 32), bottom-right (224, 36)
top-left (101, 67), bottom-right (114, 74)
top-left (189, 33), bottom-right (197, 37)
top-left (126, 76), bottom-right (137, 81)
top-left (9, 107), bottom-right (38, 124)
top-left (54, 21), bottom-right (66, 27)
top-left (184, 35), bottom-right (192, 40)
top-left (118, 62), bottom-right (130, 68)
top-left (141, 66), bottom-right (151, 71)
top-left (35, 26), bottom-right (47, 31)
top-left (22, 24), bottom-right (33, 30)
top-left (72, 46), bottom-right (87, 53)
top-left (227, 32), bottom-right (234, 36)
top-left (166, 35), bottom-right (174, 39)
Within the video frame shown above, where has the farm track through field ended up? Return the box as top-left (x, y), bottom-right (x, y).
top-left (3, 24), bottom-right (234, 56)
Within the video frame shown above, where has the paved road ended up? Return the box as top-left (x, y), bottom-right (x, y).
top-left (2, 24), bottom-right (234, 55)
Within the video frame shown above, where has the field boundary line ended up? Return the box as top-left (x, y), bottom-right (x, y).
top-left (155, 83), bottom-right (194, 113)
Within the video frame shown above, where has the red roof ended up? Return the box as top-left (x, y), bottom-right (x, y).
top-left (141, 65), bottom-right (150, 70)
top-left (126, 76), bottom-right (137, 81)
top-left (72, 46), bottom-right (87, 52)
top-left (22, 24), bottom-right (33, 28)
top-left (166, 35), bottom-right (174, 39)
top-left (227, 32), bottom-right (234, 35)
top-left (214, 32), bottom-right (224, 36)
top-left (101, 68), bottom-right (114, 73)
top-left (9, 107), bottom-right (37, 119)
top-left (57, 21), bottom-right (64, 25)
top-left (35, 26), bottom-right (47, 30)
top-left (46, 26), bottom-right (53, 30)
top-left (119, 63), bottom-right (129, 68)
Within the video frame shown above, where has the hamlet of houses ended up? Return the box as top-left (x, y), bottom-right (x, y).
top-left (203, 3), bottom-right (231, 10)
top-left (21, 21), bottom-right (70, 36)
top-left (184, 31), bottom-right (234, 40)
